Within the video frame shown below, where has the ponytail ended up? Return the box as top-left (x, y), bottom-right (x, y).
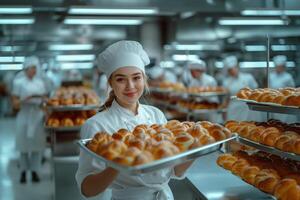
top-left (99, 90), bottom-right (115, 112)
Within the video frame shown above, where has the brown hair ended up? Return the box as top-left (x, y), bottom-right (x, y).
top-left (99, 72), bottom-right (149, 112)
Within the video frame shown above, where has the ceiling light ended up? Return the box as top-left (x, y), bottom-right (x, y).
top-left (172, 54), bottom-right (198, 61)
top-left (56, 54), bottom-right (95, 62)
top-left (0, 7), bottom-right (32, 14)
top-left (160, 61), bottom-right (175, 68)
top-left (218, 18), bottom-right (285, 25)
top-left (245, 45), bottom-right (267, 52)
top-left (215, 61), bottom-right (295, 68)
top-left (49, 44), bottom-right (93, 51)
top-left (0, 18), bottom-right (34, 24)
top-left (64, 17), bottom-right (142, 25)
top-left (0, 46), bottom-right (23, 52)
top-left (60, 62), bottom-right (94, 70)
top-left (0, 64), bottom-right (23, 70)
top-left (0, 56), bottom-right (25, 62)
top-left (69, 7), bottom-right (158, 15)
top-left (174, 44), bottom-right (220, 51)
top-left (241, 9), bottom-right (300, 16)
top-left (271, 45), bottom-right (297, 51)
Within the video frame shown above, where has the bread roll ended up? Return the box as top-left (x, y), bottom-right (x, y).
top-left (47, 97), bottom-right (60, 106)
top-left (152, 146), bottom-right (174, 159)
top-left (61, 118), bottom-right (74, 127)
top-left (113, 156), bottom-right (134, 166)
top-left (274, 179), bottom-right (298, 200)
top-left (274, 135), bottom-right (294, 151)
top-left (283, 95), bottom-right (300, 107)
top-left (198, 121), bottom-right (214, 129)
top-left (217, 154), bottom-right (238, 170)
top-left (152, 132), bottom-right (173, 142)
top-left (74, 117), bottom-right (86, 126)
top-left (112, 129), bottom-right (132, 142)
top-left (123, 147), bottom-right (141, 158)
top-left (173, 132), bottom-right (194, 152)
top-left (236, 87), bottom-right (252, 99)
top-left (47, 117), bottom-right (60, 127)
top-left (241, 166), bottom-right (260, 185)
top-left (188, 124), bottom-right (209, 138)
top-left (127, 138), bottom-right (146, 150)
top-left (255, 175), bottom-right (280, 194)
top-left (259, 127), bottom-right (281, 147)
top-left (231, 159), bottom-right (250, 176)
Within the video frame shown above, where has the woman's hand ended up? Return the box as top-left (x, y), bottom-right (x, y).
top-left (174, 160), bottom-right (194, 178)
top-left (81, 167), bottom-right (119, 198)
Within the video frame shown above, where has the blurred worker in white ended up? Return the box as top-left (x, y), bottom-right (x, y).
top-left (270, 55), bottom-right (295, 88)
top-left (93, 66), bottom-right (108, 102)
top-left (147, 65), bottom-right (177, 83)
top-left (185, 59), bottom-right (217, 87)
top-left (222, 56), bottom-right (259, 121)
top-left (12, 56), bottom-right (47, 183)
top-left (269, 55), bottom-right (297, 123)
top-left (45, 60), bottom-right (62, 92)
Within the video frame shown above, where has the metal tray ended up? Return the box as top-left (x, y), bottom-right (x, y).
top-left (45, 125), bottom-right (82, 132)
top-left (46, 104), bottom-right (100, 111)
top-left (237, 136), bottom-right (300, 162)
top-left (187, 91), bottom-right (229, 97)
top-left (232, 96), bottom-right (300, 115)
top-left (78, 135), bottom-right (237, 174)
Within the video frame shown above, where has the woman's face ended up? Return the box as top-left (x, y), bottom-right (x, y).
top-left (110, 67), bottom-right (145, 106)
top-left (25, 66), bottom-right (36, 79)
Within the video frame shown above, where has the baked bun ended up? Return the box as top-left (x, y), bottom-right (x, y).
top-left (127, 138), bottom-right (146, 150)
top-left (152, 132), bottom-right (173, 142)
top-left (47, 117), bottom-right (60, 127)
top-left (217, 154), bottom-right (238, 170)
top-left (231, 158), bottom-right (249, 176)
top-left (274, 179), bottom-right (298, 200)
top-left (99, 140), bottom-right (127, 160)
top-left (198, 121), bottom-right (214, 129)
top-left (112, 129), bottom-right (131, 142)
top-left (74, 117), bottom-right (86, 126)
top-left (152, 146), bottom-right (174, 160)
top-left (113, 155), bottom-right (134, 166)
top-left (47, 97), bottom-right (60, 106)
top-left (259, 127), bottom-right (281, 146)
top-left (236, 87), bottom-right (252, 99)
top-left (241, 166), bottom-right (260, 185)
top-left (283, 95), bottom-right (300, 107)
top-left (173, 132), bottom-right (194, 152)
top-left (61, 118), bottom-right (74, 127)
top-left (188, 124), bottom-right (209, 138)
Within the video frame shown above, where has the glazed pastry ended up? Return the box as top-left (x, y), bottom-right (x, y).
top-left (173, 132), bottom-right (194, 151)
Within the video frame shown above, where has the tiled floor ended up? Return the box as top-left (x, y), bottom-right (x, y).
top-left (0, 117), bottom-right (53, 200)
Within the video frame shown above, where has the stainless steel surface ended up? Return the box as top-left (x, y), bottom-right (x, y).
top-left (232, 96), bottom-right (300, 115)
top-left (45, 126), bottom-right (82, 132)
top-left (77, 135), bottom-right (237, 175)
top-left (186, 152), bottom-right (275, 200)
top-left (237, 136), bottom-right (300, 162)
top-left (46, 104), bottom-right (100, 111)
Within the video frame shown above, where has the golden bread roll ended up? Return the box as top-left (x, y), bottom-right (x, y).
top-left (157, 140), bottom-right (180, 155)
top-left (224, 120), bottom-right (240, 131)
top-left (255, 175), bottom-right (280, 194)
top-left (112, 129), bottom-right (132, 142)
top-left (248, 91), bottom-right (263, 101)
top-left (274, 135), bottom-right (294, 151)
top-left (182, 121), bottom-right (195, 129)
top-left (273, 95), bottom-right (287, 105)
top-left (47, 117), bottom-right (60, 127)
top-left (293, 138), bottom-right (300, 155)
top-left (152, 146), bottom-right (174, 160)
top-left (283, 95), bottom-right (300, 107)
top-left (198, 121), bottom-right (214, 129)
top-left (74, 117), bottom-right (86, 126)
top-left (127, 138), bottom-right (146, 150)
top-left (132, 128), bottom-right (151, 140)
top-left (73, 94), bottom-right (85, 104)
top-left (60, 96), bottom-right (73, 105)
top-left (259, 127), bottom-right (281, 146)
top-left (231, 159), bottom-right (250, 176)
top-left (165, 120), bottom-right (181, 129)
top-left (123, 147), bottom-right (141, 158)
top-left (216, 154), bottom-right (238, 170)
top-left (241, 166), bottom-right (260, 185)
top-left (173, 132), bottom-right (194, 152)
top-left (86, 96), bottom-right (99, 105)
top-left (236, 87), bottom-right (252, 99)
top-left (99, 140), bottom-right (127, 157)
top-left (274, 179), bottom-right (298, 200)
top-left (248, 126), bottom-right (265, 142)
top-left (144, 138), bottom-right (159, 152)
top-left (188, 124), bottom-right (209, 138)
top-left (61, 118), bottom-right (74, 127)
top-left (47, 97), bottom-right (60, 106)
top-left (152, 133), bottom-right (173, 142)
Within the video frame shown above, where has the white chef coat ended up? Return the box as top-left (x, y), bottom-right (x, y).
top-left (76, 100), bottom-right (182, 200)
top-left (269, 71), bottom-right (295, 89)
top-left (223, 72), bottom-right (260, 121)
top-left (12, 75), bottom-right (47, 152)
top-left (269, 71), bottom-right (297, 123)
top-left (164, 71), bottom-right (177, 83)
top-left (187, 73), bottom-right (217, 88)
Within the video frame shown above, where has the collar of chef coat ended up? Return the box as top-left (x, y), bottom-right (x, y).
top-left (111, 99), bottom-right (142, 117)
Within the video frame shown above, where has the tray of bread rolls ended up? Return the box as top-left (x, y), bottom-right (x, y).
top-left (226, 120), bottom-right (300, 162)
top-left (233, 87), bottom-right (300, 114)
top-left (46, 104), bottom-right (100, 112)
top-left (45, 110), bottom-right (97, 131)
top-left (78, 120), bottom-right (237, 174)
top-left (217, 151), bottom-right (300, 200)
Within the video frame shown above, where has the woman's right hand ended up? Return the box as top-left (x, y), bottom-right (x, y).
top-left (81, 167), bottom-right (119, 198)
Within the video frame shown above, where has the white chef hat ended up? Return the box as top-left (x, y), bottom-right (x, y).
top-left (23, 56), bottom-right (40, 70)
top-left (188, 59), bottom-right (207, 70)
top-left (273, 55), bottom-right (287, 66)
top-left (97, 40), bottom-right (150, 78)
top-left (223, 55), bottom-right (238, 69)
top-left (148, 66), bottom-right (164, 79)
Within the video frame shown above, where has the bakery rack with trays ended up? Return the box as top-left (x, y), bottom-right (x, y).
top-left (231, 96), bottom-right (300, 115)
top-left (78, 134), bottom-right (237, 175)
top-left (147, 98), bottom-right (227, 121)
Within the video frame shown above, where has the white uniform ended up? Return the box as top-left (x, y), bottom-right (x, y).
top-left (269, 71), bottom-right (297, 123)
top-left (270, 71), bottom-right (295, 88)
top-left (76, 100), bottom-right (183, 200)
top-left (12, 75), bottom-right (47, 152)
top-left (223, 72), bottom-right (259, 121)
top-left (187, 73), bottom-right (217, 88)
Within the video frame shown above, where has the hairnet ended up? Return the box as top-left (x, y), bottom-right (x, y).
top-left (273, 55), bottom-right (287, 66)
top-left (23, 56), bottom-right (40, 70)
top-left (223, 56), bottom-right (238, 69)
top-left (188, 59), bottom-right (207, 70)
